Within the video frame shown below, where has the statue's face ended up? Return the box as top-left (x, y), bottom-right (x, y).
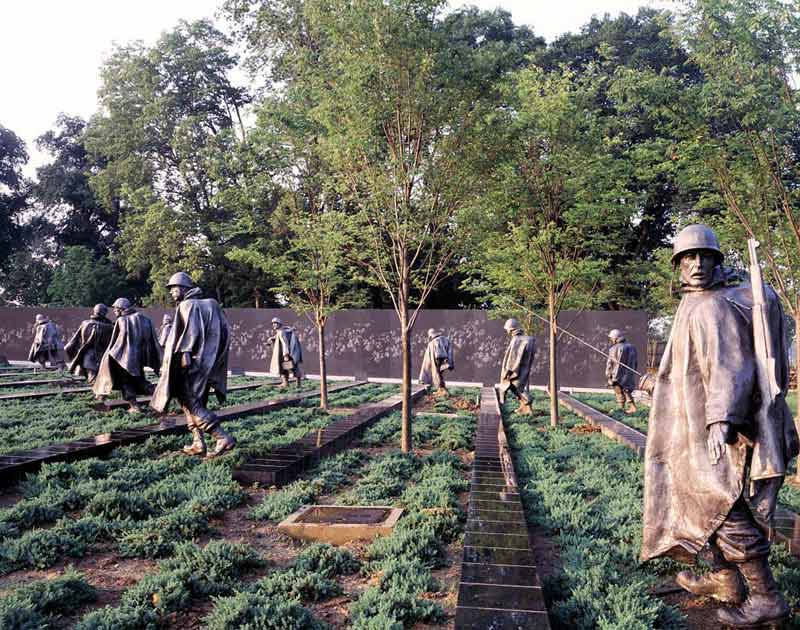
top-left (679, 249), bottom-right (717, 289)
top-left (272, 322), bottom-right (280, 330)
top-left (170, 286), bottom-right (186, 303)
top-left (113, 307), bottom-right (123, 317)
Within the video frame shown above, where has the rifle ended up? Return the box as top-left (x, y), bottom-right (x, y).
top-left (747, 238), bottom-right (785, 481)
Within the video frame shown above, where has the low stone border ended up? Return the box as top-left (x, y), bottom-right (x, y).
top-left (0, 376), bottom-right (82, 389)
top-left (100, 381), bottom-right (277, 409)
top-left (557, 392), bottom-right (647, 458)
top-left (233, 385), bottom-right (426, 487)
top-left (0, 380), bottom-right (364, 486)
top-left (453, 386), bottom-right (551, 630)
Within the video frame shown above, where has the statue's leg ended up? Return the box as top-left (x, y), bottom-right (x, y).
top-left (676, 542), bottom-right (744, 604)
top-left (612, 384), bottom-right (625, 409)
top-left (120, 375), bottom-right (142, 413)
top-left (86, 369), bottom-right (97, 385)
top-left (714, 499), bottom-right (788, 626)
top-left (180, 405), bottom-right (206, 456)
top-left (187, 397), bottom-right (235, 458)
top-left (624, 389), bottom-right (637, 414)
top-left (279, 370), bottom-right (289, 388)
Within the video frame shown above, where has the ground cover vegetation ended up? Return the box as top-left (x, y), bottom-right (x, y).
top-left (0, 376), bottom-right (296, 455)
top-left (508, 391), bottom-right (800, 628)
top-left (0, 380), bottom-right (473, 628)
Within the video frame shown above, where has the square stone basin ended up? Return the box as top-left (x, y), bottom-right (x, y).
top-left (278, 505), bottom-right (403, 545)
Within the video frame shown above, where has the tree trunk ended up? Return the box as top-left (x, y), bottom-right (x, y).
top-left (399, 276), bottom-right (412, 453)
top-left (795, 308), bottom-right (800, 483)
top-left (318, 319), bottom-right (328, 411)
top-left (548, 285), bottom-right (559, 427)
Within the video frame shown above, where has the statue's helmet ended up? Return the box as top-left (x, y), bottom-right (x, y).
top-left (427, 328), bottom-right (438, 339)
top-left (608, 328), bottom-right (623, 341)
top-left (112, 297), bottom-right (131, 310)
top-left (162, 314), bottom-right (173, 324)
top-left (271, 317), bottom-right (282, 326)
top-left (671, 224), bottom-right (723, 265)
top-left (166, 271), bottom-right (194, 289)
top-left (35, 313), bottom-right (47, 324)
top-left (503, 318), bottom-right (520, 332)
top-left (92, 304), bottom-right (108, 317)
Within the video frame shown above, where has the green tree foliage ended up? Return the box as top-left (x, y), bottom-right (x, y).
top-left (0, 124), bottom-right (28, 271)
top-left (85, 19), bottom-right (273, 305)
top-left (47, 246), bottom-right (132, 307)
top-left (465, 65), bottom-right (634, 426)
top-left (225, 0), bottom-right (542, 451)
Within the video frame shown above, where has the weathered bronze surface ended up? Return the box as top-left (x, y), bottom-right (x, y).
top-left (64, 304), bottom-right (113, 384)
top-left (151, 272), bottom-right (234, 457)
top-left (605, 328), bottom-right (638, 413)
top-left (498, 318), bottom-right (536, 413)
top-left (93, 298), bottom-right (161, 410)
top-left (643, 224), bottom-right (798, 626)
top-left (28, 314), bottom-right (64, 368)
top-left (158, 313), bottom-right (173, 348)
top-left (268, 317), bottom-right (304, 388)
top-left (418, 328), bottom-right (454, 394)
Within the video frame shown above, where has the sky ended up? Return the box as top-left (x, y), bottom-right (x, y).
top-left (1, 0), bottom-right (669, 174)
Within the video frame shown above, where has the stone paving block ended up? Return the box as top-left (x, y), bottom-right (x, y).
top-left (457, 582), bottom-right (546, 611)
top-left (460, 562), bottom-right (541, 587)
top-left (454, 607), bottom-right (550, 630)
top-left (463, 545), bottom-right (536, 566)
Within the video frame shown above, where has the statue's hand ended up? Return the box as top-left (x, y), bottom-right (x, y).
top-left (707, 422), bottom-right (731, 465)
top-left (181, 352), bottom-right (192, 369)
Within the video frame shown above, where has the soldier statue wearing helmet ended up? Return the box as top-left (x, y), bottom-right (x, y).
top-left (267, 316), bottom-right (304, 388)
top-left (94, 297), bottom-right (161, 411)
top-left (605, 328), bottom-right (638, 413)
top-left (418, 327), bottom-right (455, 396)
top-left (150, 272), bottom-right (234, 458)
top-left (28, 313), bottom-right (65, 369)
top-left (642, 224), bottom-right (798, 626)
top-left (499, 318), bottom-right (536, 414)
top-left (64, 304), bottom-right (113, 384)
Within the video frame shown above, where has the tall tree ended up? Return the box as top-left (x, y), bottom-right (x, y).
top-left (86, 19), bottom-right (273, 305)
top-left (226, 0), bottom-right (541, 451)
top-left (0, 124), bottom-right (28, 271)
top-left (465, 65), bottom-right (633, 426)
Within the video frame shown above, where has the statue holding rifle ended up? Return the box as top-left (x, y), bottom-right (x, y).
top-left (641, 224), bottom-right (798, 627)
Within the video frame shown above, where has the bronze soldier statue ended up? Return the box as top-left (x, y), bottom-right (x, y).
top-left (64, 304), bottom-right (113, 384)
top-left (158, 313), bottom-right (173, 349)
top-left (418, 328), bottom-right (455, 396)
top-left (93, 298), bottom-right (162, 412)
top-left (605, 328), bottom-right (638, 414)
top-left (499, 318), bottom-right (536, 414)
top-left (28, 314), bottom-right (65, 368)
top-left (642, 224), bottom-right (799, 627)
top-left (268, 317), bottom-right (303, 388)
top-left (150, 272), bottom-right (234, 458)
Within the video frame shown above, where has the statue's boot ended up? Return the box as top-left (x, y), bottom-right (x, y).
top-left (206, 427), bottom-right (236, 459)
top-left (676, 568), bottom-right (744, 604)
top-left (296, 376), bottom-right (302, 389)
top-left (517, 399), bottom-right (533, 415)
top-left (182, 428), bottom-right (207, 456)
top-left (716, 557), bottom-right (790, 627)
top-left (625, 401), bottom-right (638, 414)
top-left (280, 375), bottom-right (290, 388)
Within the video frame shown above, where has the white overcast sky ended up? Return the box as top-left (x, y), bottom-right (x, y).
top-left (1, 0), bottom-right (669, 173)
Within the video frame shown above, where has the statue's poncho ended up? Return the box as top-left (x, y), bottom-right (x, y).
top-left (150, 287), bottom-right (229, 413)
top-left (64, 316), bottom-right (113, 375)
top-left (269, 326), bottom-right (303, 376)
top-left (606, 340), bottom-right (638, 391)
top-left (158, 322), bottom-right (173, 348)
top-left (28, 320), bottom-right (61, 362)
top-left (499, 332), bottom-right (536, 398)
top-left (418, 334), bottom-right (454, 388)
top-left (93, 309), bottom-right (162, 396)
top-left (642, 279), bottom-right (799, 563)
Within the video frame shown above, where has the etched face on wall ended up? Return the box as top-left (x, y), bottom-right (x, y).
top-left (679, 249), bottom-right (718, 289)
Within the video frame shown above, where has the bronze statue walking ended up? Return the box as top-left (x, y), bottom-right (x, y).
top-left (605, 328), bottom-right (638, 414)
top-left (268, 317), bottom-right (303, 388)
top-left (150, 272), bottom-right (234, 458)
top-left (642, 224), bottom-right (798, 627)
top-left (499, 318), bottom-right (536, 414)
top-left (158, 313), bottom-right (173, 349)
top-left (64, 304), bottom-right (113, 384)
top-left (28, 314), bottom-right (64, 368)
top-left (93, 298), bottom-right (161, 412)
top-left (418, 328), bottom-right (454, 396)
